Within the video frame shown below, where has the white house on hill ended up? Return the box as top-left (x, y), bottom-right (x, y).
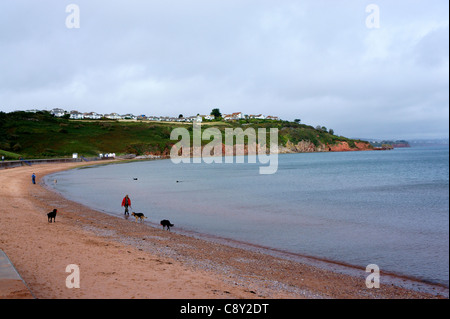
top-left (105, 113), bottom-right (122, 120)
top-left (51, 108), bottom-right (66, 117)
top-left (83, 112), bottom-right (103, 119)
top-left (223, 112), bottom-right (244, 121)
top-left (69, 110), bottom-right (84, 119)
top-left (248, 114), bottom-right (265, 119)
top-left (122, 113), bottom-right (137, 120)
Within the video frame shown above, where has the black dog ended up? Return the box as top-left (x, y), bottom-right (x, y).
top-left (160, 219), bottom-right (174, 231)
top-left (47, 209), bottom-right (57, 223)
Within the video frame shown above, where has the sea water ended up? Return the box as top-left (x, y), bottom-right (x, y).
top-left (46, 146), bottom-right (449, 286)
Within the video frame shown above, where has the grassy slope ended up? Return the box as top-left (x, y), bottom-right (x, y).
top-left (0, 111), bottom-right (369, 159)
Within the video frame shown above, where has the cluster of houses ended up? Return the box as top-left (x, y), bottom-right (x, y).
top-left (222, 112), bottom-right (279, 121)
top-left (26, 108), bottom-right (280, 123)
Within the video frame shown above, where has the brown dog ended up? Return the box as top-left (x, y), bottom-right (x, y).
top-left (131, 212), bottom-right (147, 222)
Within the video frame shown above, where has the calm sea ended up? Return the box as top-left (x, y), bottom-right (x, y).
top-left (45, 146), bottom-right (449, 286)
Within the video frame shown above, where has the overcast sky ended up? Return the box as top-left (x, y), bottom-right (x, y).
top-left (0, 0), bottom-right (448, 140)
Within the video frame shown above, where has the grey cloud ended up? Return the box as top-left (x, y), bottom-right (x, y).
top-left (0, 0), bottom-right (448, 140)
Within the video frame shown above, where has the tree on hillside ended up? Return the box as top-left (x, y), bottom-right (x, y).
top-left (329, 129), bottom-right (334, 135)
top-left (211, 108), bottom-right (222, 118)
top-left (294, 119), bottom-right (301, 124)
top-left (315, 125), bottom-right (328, 133)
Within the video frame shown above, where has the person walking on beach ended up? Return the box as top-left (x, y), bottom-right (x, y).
top-left (32, 173), bottom-right (36, 184)
top-left (121, 195), bottom-right (131, 215)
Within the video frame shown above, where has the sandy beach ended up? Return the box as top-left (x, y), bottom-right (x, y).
top-left (0, 160), bottom-right (447, 299)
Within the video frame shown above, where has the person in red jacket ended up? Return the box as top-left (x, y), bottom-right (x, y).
top-left (121, 195), bottom-right (131, 215)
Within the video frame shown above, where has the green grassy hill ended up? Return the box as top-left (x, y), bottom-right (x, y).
top-left (0, 111), bottom-right (370, 159)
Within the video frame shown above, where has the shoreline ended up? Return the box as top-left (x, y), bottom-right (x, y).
top-left (43, 154), bottom-right (450, 291)
top-left (43, 165), bottom-right (450, 295)
top-left (0, 160), bottom-right (447, 299)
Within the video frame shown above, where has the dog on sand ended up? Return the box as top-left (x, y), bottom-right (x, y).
top-left (160, 219), bottom-right (174, 231)
top-left (131, 212), bottom-right (147, 222)
top-left (47, 209), bottom-right (57, 223)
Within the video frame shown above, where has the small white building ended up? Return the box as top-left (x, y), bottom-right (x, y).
top-left (69, 111), bottom-right (84, 120)
top-left (122, 113), bottom-right (137, 120)
top-left (105, 113), bottom-right (122, 120)
top-left (248, 114), bottom-right (265, 120)
top-left (223, 112), bottom-right (244, 121)
top-left (232, 112), bottom-right (244, 120)
top-left (51, 108), bottom-right (66, 117)
top-left (184, 116), bottom-right (195, 122)
top-left (84, 112), bottom-right (103, 120)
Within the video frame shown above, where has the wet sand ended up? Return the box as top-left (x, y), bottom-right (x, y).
top-left (0, 161), bottom-right (447, 299)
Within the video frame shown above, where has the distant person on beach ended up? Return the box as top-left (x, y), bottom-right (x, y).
top-left (1, 156), bottom-right (4, 162)
top-left (32, 173), bottom-right (36, 184)
top-left (121, 195), bottom-right (131, 215)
